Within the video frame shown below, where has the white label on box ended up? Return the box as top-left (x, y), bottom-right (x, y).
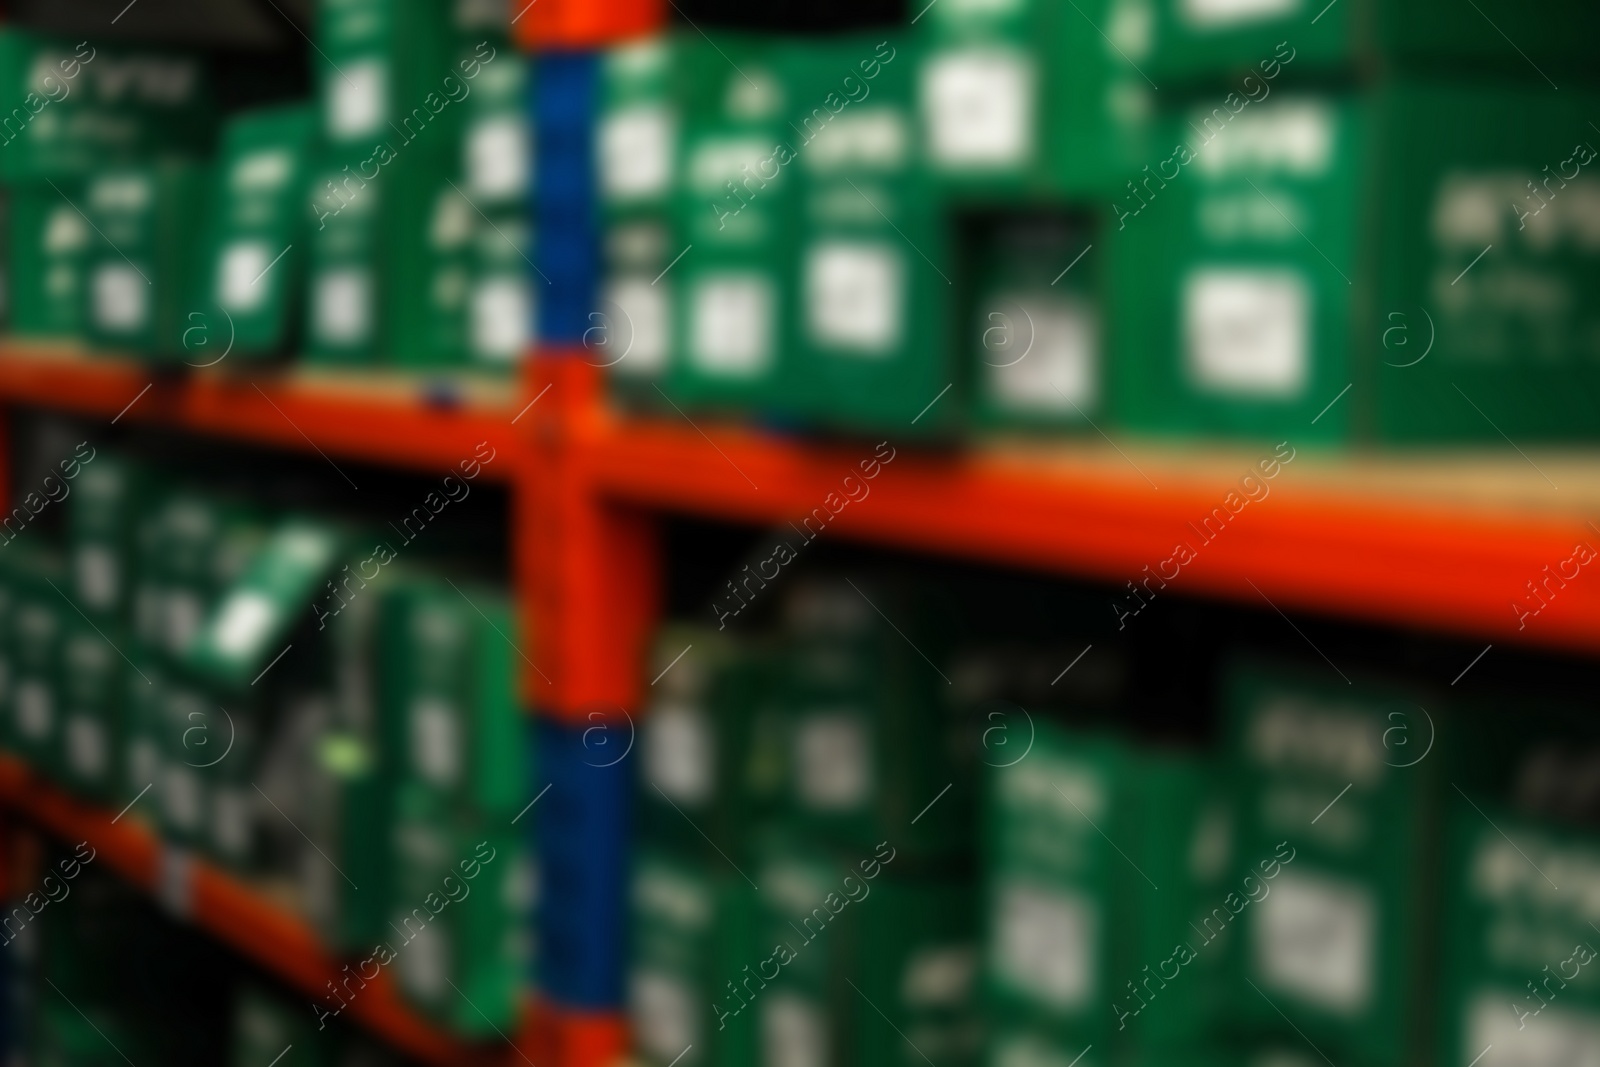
top-left (1252, 869), bottom-right (1374, 1014)
top-left (1182, 0), bottom-right (1298, 25)
top-left (75, 545), bottom-right (119, 612)
top-left (1467, 990), bottom-right (1600, 1067)
top-left (130, 738), bottom-right (159, 792)
top-left (805, 241), bottom-right (904, 355)
top-left (645, 701), bottom-right (714, 805)
top-left (92, 263), bottom-right (149, 332)
top-left (159, 844), bottom-right (194, 919)
top-left (411, 697), bottom-right (462, 788)
top-left (604, 276), bottom-right (670, 376)
top-left (1184, 268), bottom-right (1309, 397)
top-left (211, 591), bottom-right (276, 660)
top-left (163, 765), bottom-right (204, 833)
top-left (991, 879), bottom-right (1096, 1009)
top-left (67, 714), bottom-right (107, 779)
top-left (231, 149), bottom-right (291, 192)
top-left (399, 921), bottom-right (449, 1002)
top-left (213, 785), bottom-right (250, 860)
top-left (328, 59), bottom-right (387, 139)
top-left (218, 240), bottom-right (271, 313)
top-left (468, 117), bottom-right (529, 200)
top-left (795, 712), bottom-right (870, 811)
top-left (689, 274), bottom-right (773, 376)
top-left (166, 590), bottom-right (204, 656)
top-left (314, 268), bottom-right (373, 345)
top-left (988, 296), bottom-right (1098, 413)
top-left (600, 104), bottom-right (673, 201)
top-left (45, 205), bottom-right (88, 253)
top-left (16, 681), bottom-right (52, 740)
top-left (763, 993), bottom-right (828, 1067)
top-left (630, 968), bottom-right (699, 1063)
top-left (921, 48), bottom-right (1035, 170)
top-left (471, 277), bottom-right (530, 362)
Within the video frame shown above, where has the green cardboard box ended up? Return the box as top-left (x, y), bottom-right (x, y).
top-left (199, 103), bottom-right (317, 359)
top-left (7, 183), bottom-right (91, 340)
top-left (1111, 84), bottom-right (1600, 444)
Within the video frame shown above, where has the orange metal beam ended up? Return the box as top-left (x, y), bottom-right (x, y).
top-left (584, 410), bottom-right (1600, 656)
top-left (511, 0), bottom-right (663, 51)
top-left (0, 346), bottom-right (519, 482)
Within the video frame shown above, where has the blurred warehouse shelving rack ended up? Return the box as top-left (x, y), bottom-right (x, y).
top-left (1, 0), bottom-right (1599, 1066)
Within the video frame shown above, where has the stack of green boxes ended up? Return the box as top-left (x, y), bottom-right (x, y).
top-left (0, 30), bottom-right (216, 354)
top-left (0, 440), bottom-right (536, 1042)
top-left (379, 576), bottom-right (532, 1036)
top-left (307, 0), bottom-right (530, 372)
top-left (459, 10), bottom-right (532, 369)
top-left (1113, 0), bottom-right (1600, 443)
top-left (629, 626), bottom-right (773, 1067)
top-left (976, 693), bottom-right (1227, 1067)
top-left (1219, 659), bottom-right (1444, 1067)
top-left (630, 575), bottom-right (982, 1067)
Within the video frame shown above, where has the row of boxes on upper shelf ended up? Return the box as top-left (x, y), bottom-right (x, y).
top-left (595, 0), bottom-right (1600, 444)
top-left (625, 572), bottom-right (1600, 1067)
top-left (1, 839), bottom-right (423, 1065)
top-left (0, 0), bottom-right (533, 371)
top-left (0, 444), bottom-right (532, 1039)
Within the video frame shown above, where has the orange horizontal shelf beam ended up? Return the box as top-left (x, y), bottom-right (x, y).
top-left (0, 757), bottom-right (518, 1067)
top-left (0, 345), bottom-right (521, 481)
top-left (511, 0), bottom-right (663, 50)
top-left (585, 412), bottom-right (1600, 655)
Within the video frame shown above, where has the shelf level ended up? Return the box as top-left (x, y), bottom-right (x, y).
top-left (0, 757), bottom-right (517, 1067)
top-left (0, 346), bottom-right (521, 482)
top-left (586, 412), bottom-right (1600, 655)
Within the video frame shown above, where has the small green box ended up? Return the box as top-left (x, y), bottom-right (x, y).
top-left (636, 625), bottom-right (780, 865)
top-left (788, 33), bottom-right (963, 435)
top-left (83, 161), bottom-right (212, 359)
top-left (57, 621), bottom-right (122, 802)
top-left (68, 450), bottom-right (143, 626)
top-left (598, 37), bottom-right (676, 220)
top-left (969, 212), bottom-right (1103, 432)
top-left (185, 517), bottom-right (342, 690)
top-left (1436, 804), bottom-right (1600, 1067)
top-left (306, 159), bottom-right (385, 364)
top-left (11, 561), bottom-right (65, 775)
top-left (388, 785), bottom-right (531, 1036)
top-left (667, 35), bottom-right (799, 417)
top-left (628, 847), bottom-right (759, 1067)
top-left (198, 103), bottom-right (317, 359)
top-left (774, 575), bottom-right (970, 864)
top-left (917, 0), bottom-right (1152, 199)
top-left (380, 576), bottom-right (521, 818)
top-left (7, 183), bottom-right (91, 341)
top-left (465, 207), bottom-right (534, 368)
top-left (983, 724), bottom-right (1128, 1045)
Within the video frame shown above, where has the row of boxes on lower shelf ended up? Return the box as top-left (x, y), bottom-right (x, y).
top-left (625, 573), bottom-right (1600, 1067)
top-left (0, 444), bottom-right (533, 1039)
top-left (1, 834), bottom-right (423, 1065)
